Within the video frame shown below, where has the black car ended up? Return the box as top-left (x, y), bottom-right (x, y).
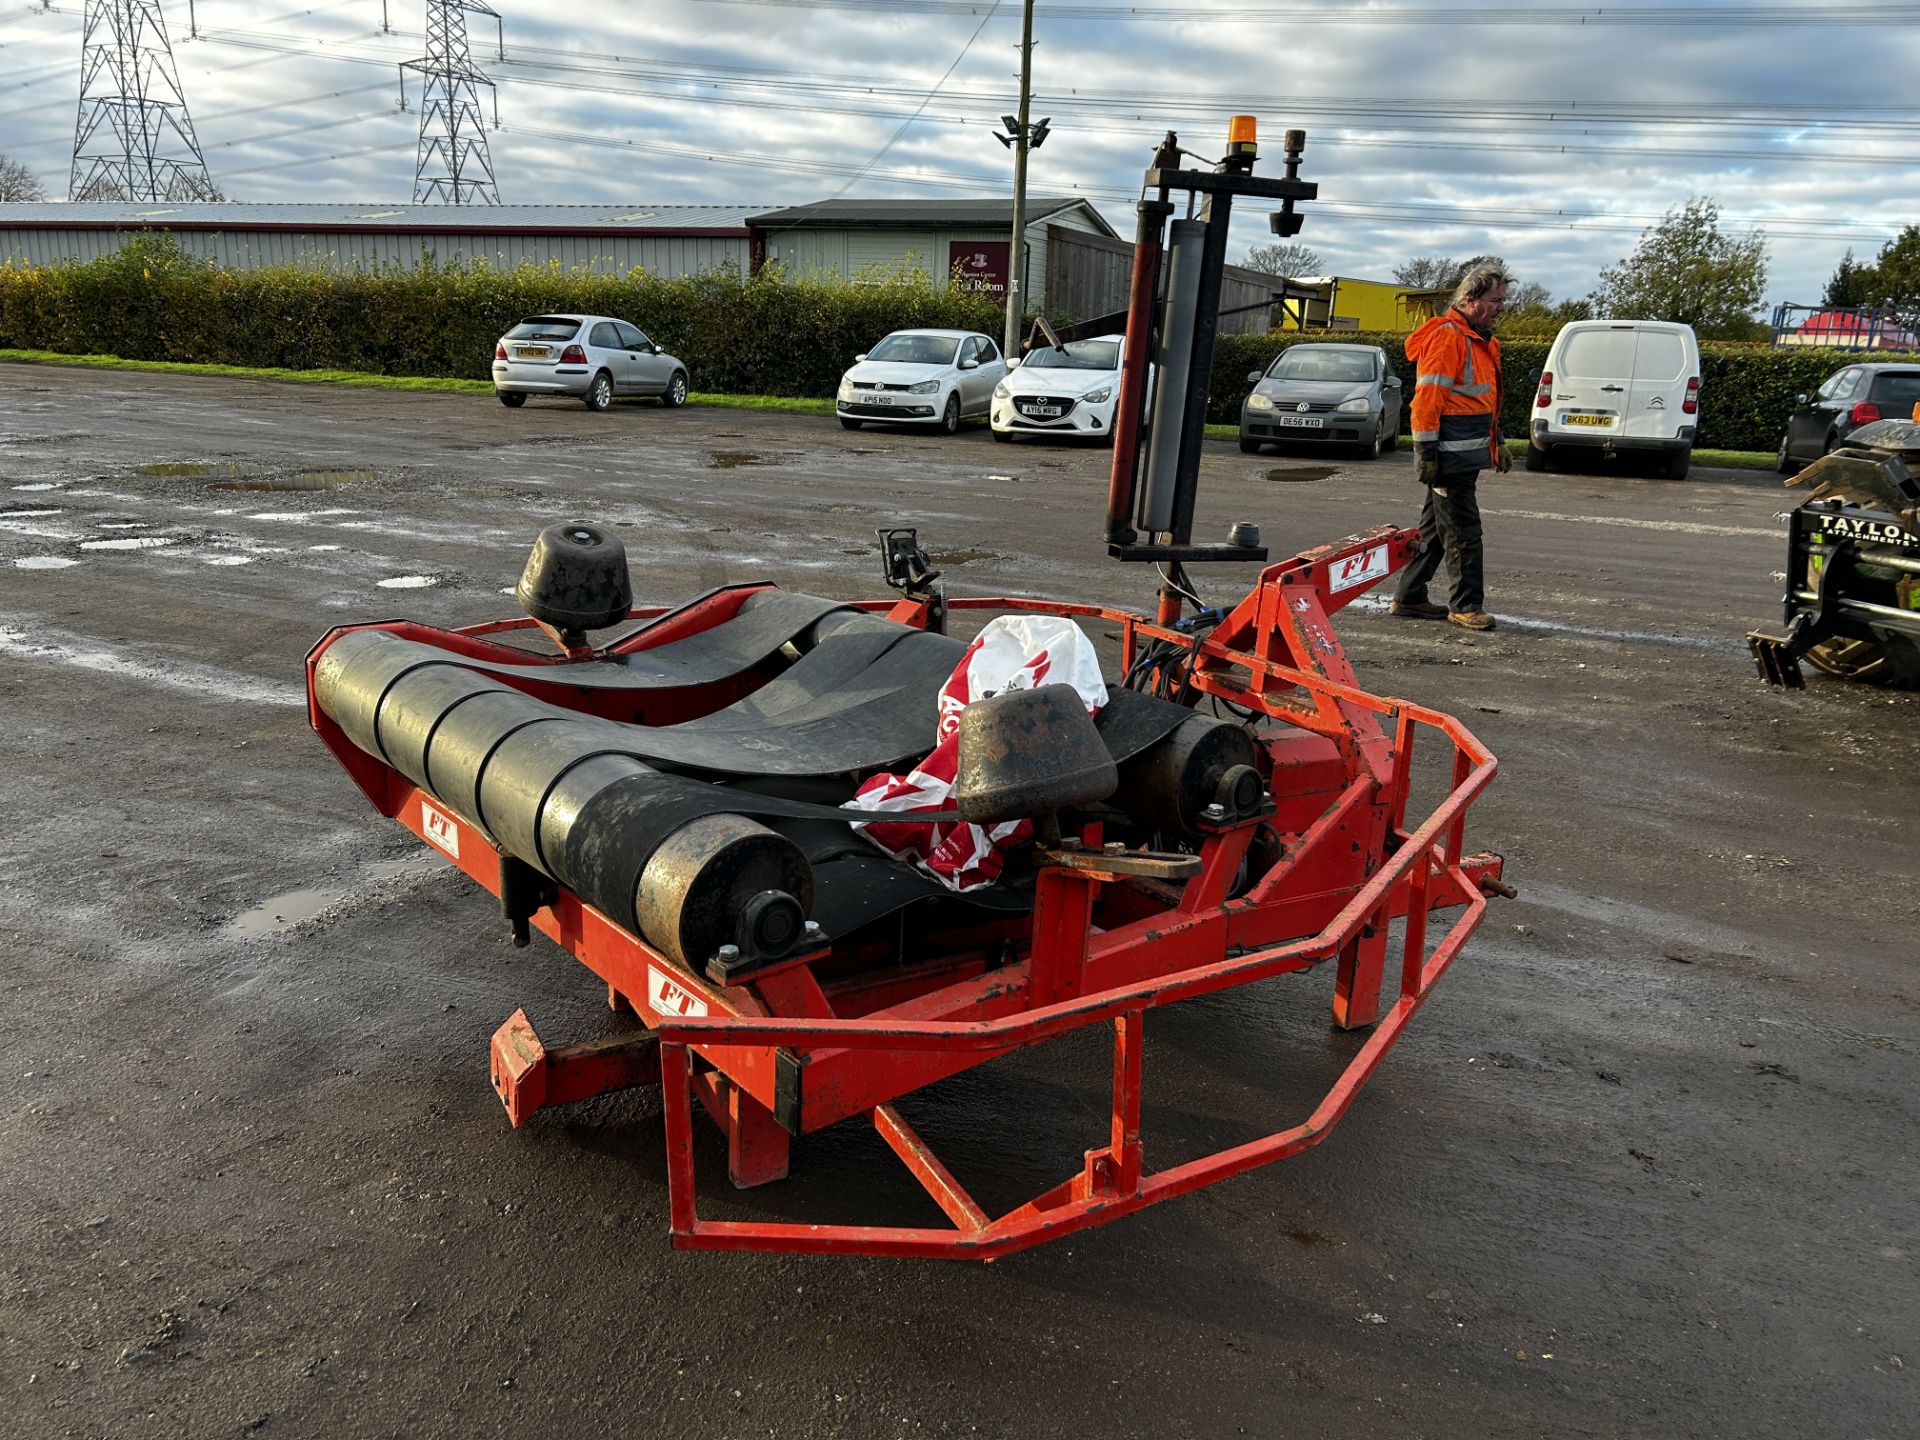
top-left (1777, 362), bottom-right (1920, 472)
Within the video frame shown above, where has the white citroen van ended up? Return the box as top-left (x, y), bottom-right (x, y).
top-left (1527, 320), bottom-right (1701, 479)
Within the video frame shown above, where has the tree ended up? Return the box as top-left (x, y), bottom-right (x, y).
top-left (1823, 249), bottom-right (1877, 308)
top-left (1508, 279), bottom-right (1552, 310)
top-left (1862, 226), bottom-right (1920, 309)
top-left (1588, 197), bottom-right (1767, 339)
top-left (1392, 256), bottom-right (1462, 289)
top-left (1500, 295), bottom-right (1590, 338)
top-left (0, 153), bottom-right (45, 202)
top-left (1241, 242), bottom-right (1321, 278)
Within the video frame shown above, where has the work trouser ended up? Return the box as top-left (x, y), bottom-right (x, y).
top-left (1393, 472), bottom-right (1484, 613)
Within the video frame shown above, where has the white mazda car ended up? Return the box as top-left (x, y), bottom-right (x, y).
top-left (990, 334), bottom-right (1129, 443)
top-left (836, 329), bottom-right (1008, 435)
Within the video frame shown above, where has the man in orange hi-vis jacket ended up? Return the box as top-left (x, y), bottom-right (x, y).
top-left (1390, 263), bottom-right (1512, 632)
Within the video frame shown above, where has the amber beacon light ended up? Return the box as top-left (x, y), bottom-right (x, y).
top-left (1227, 115), bottom-right (1258, 158)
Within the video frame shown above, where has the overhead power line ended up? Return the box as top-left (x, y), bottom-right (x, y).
top-left (181, 28), bottom-right (1920, 142)
top-left (833, 0), bottom-right (1000, 197)
top-left (501, 122), bottom-right (1902, 243)
top-left (677, 0), bottom-right (1920, 23)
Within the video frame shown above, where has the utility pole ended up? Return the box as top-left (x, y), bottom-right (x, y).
top-left (1002, 0), bottom-right (1035, 359)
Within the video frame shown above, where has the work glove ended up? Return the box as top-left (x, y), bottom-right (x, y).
top-left (1416, 444), bottom-right (1440, 485)
top-left (1493, 435), bottom-right (1513, 473)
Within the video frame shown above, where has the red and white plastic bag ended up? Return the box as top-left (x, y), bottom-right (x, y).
top-left (845, 615), bottom-right (1108, 891)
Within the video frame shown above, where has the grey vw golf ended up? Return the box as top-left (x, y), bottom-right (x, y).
top-left (1240, 343), bottom-right (1401, 459)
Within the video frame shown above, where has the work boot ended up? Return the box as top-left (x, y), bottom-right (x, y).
top-left (1389, 600), bottom-right (1449, 620)
top-left (1448, 610), bottom-right (1497, 631)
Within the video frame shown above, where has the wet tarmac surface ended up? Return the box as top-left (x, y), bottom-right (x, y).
top-left (1, 364), bottom-right (1916, 1438)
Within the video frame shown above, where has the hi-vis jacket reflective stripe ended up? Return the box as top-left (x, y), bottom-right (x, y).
top-left (1407, 308), bottom-right (1502, 478)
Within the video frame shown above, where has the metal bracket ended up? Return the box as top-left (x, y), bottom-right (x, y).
top-left (499, 855), bottom-right (559, 947)
top-left (489, 1008), bottom-right (662, 1127)
top-left (1039, 841), bottom-right (1204, 881)
top-left (705, 930), bottom-right (831, 987)
top-left (1748, 535), bottom-right (1859, 687)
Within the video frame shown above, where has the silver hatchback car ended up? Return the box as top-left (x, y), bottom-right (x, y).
top-left (492, 313), bottom-right (690, 412)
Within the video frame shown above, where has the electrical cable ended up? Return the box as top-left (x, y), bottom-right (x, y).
top-left (675, 0), bottom-right (1920, 23)
top-left (830, 0), bottom-right (1000, 199)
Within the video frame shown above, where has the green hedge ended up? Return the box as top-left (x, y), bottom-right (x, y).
top-left (0, 235), bottom-right (1004, 399)
top-left (1210, 329), bottom-right (1920, 452)
top-left (5, 237), bottom-right (1915, 451)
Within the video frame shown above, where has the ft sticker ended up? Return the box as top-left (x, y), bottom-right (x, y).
top-left (647, 964), bottom-right (709, 1018)
top-left (420, 800), bottom-right (460, 858)
top-left (1329, 544), bottom-right (1389, 593)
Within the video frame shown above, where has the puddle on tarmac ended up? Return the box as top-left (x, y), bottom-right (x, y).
top-left (930, 549), bottom-right (1000, 565)
top-left (224, 857), bottom-right (442, 938)
top-left (12, 482), bottom-right (61, 491)
top-left (377, 574), bottom-right (439, 589)
top-left (707, 451), bottom-right (776, 469)
top-left (211, 469), bottom-right (375, 492)
top-left (204, 555), bottom-right (254, 566)
top-left (80, 536), bottom-right (175, 551)
top-left (14, 556), bottom-right (78, 570)
top-left (141, 461), bottom-right (248, 479)
top-left (1264, 466), bottom-right (1337, 483)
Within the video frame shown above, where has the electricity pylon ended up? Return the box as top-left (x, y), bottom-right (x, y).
top-left (69, 0), bottom-right (220, 202)
top-left (400, 0), bottom-right (502, 205)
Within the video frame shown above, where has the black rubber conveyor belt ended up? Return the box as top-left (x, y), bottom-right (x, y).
top-left (313, 604), bottom-right (1204, 964)
top-left (457, 589), bottom-right (857, 692)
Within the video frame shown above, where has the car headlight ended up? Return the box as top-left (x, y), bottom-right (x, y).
top-left (1336, 397), bottom-right (1371, 413)
top-left (993, 381), bottom-right (1010, 400)
top-left (1247, 392), bottom-right (1274, 411)
top-left (838, 376), bottom-right (855, 399)
top-left (907, 379), bottom-right (941, 395)
top-left (1084, 385), bottom-right (1112, 404)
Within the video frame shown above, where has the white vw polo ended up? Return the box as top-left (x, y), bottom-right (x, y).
top-left (837, 329), bottom-right (1008, 435)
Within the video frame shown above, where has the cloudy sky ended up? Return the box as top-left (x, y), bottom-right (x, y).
top-left (2, 0), bottom-right (1915, 308)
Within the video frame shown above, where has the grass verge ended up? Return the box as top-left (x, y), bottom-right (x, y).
top-left (0, 350), bottom-right (834, 414)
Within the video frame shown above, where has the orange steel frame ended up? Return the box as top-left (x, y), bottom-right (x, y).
top-left (306, 523), bottom-right (1504, 1260)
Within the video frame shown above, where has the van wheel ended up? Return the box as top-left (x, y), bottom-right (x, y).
top-left (1662, 449), bottom-right (1691, 480)
top-left (1523, 443), bottom-right (1548, 472)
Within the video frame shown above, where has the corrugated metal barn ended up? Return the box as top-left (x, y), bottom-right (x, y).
top-left (0, 203), bottom-right (760, 276)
